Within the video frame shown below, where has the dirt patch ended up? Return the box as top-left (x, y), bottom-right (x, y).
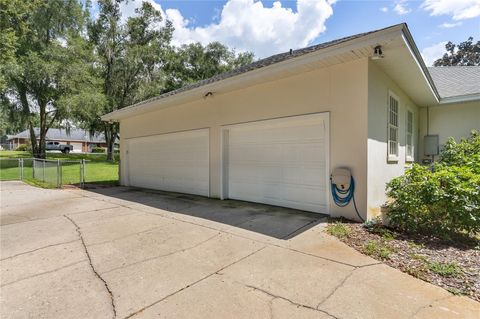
top-left (326, 221), bottom-right (480, 301)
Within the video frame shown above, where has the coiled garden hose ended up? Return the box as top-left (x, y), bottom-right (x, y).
top-left (331, 176), bottom-right (365, 222)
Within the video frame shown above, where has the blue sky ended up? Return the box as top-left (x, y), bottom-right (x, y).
top-left (119, 0), bottom-right (480, 66)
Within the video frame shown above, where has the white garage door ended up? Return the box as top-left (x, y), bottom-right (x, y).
top-left (69, 142), bottom-right (83, 153)
top-left (127, 129), bottom-right (209, 196)
top-left (224, 114), bottom-right (329, 213)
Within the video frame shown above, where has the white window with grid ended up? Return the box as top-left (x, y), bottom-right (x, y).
top-left (406, 109), bottom-right (414, 162)
top-left (387, 92), bottom-right (399, 161)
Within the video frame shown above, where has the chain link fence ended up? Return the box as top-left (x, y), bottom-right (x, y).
top-left (0, 158), bottom-right (86, 188)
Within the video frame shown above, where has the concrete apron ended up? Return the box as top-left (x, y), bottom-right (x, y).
top-left (0, 181), bottom-right (478, 319)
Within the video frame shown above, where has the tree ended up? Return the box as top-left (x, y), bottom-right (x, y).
top-left (434, 37), bottom-right (480, 66)
top-left (163, 42), bottom-right (254, 92)
top-left (1, 0), bottom-right (95, 158)
top-left (87, 0), bottom-right (173, 161)
top-left (0, 0), bottom-right (33, 91)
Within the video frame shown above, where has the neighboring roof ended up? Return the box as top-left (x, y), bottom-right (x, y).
top-left (8, 128), bottom-right (106, 143)
top-left (428, 66), bottom-right (480, 99)
top-left (103, 23), bottom-right (414, 121)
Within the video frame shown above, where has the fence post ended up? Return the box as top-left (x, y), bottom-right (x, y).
top-left (19, 159), bottom-right (24, 181)
top-left (56, 159), bottom-right (60, 188)
top-left (83, 159), bottom-right (86, 185)
top-left (42, 160), bottom-right (45, 182)
top-left (80, 159), bottom-right (85, 188)
top-left (59, 160), bottom-right (62, 188)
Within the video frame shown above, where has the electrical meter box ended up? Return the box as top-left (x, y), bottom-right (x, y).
top-left (424, 135), bottom-right (439, 156)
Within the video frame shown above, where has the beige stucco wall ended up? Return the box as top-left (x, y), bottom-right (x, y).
top-left (120, 58), bottom-right (369, 220)
top-left (367, 60), bottom-right (420, 218)
top-left (418, 101), bottom-right (480, 160)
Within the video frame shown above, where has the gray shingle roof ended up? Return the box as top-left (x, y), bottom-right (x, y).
top-left (118, 24), bottom-right (403, 112)
top-left (8, 128), bottom-right (106, 143)
top-left (428, 66), bottom-right (480, 99)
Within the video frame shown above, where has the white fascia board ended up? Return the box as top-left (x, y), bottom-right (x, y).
top-left (102, 25), bottom-right (405, 122)
top-left (439, 94), bottom-right (480, 105)
top-left (400, 29), bottom-right (440, 104)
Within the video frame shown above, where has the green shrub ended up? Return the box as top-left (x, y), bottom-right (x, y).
top-left (91, 146), bottom-right (105, 153)
top-left (386, 130), bottom-right (480, 237)
top-left (440, 130), bottom-right (480, 172)
top-left (15, 144), bottom-right (30, 151)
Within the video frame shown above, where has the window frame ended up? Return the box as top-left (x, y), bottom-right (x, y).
top-left (387, 90), bottom-right (400, 162)
top-left (405, 108), bottom-right (414, 162)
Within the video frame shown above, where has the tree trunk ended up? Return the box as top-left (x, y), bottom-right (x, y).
top-left (28, 123), bottom-right (38, 157)
top-left (104, 123), bottom-right (117, 162)
top-left (36, 102), bottom-right (47, 159)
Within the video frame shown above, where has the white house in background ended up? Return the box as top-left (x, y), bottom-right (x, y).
top-left (101, 23), bottom-right (480, 221)
top-left (6, 128), bottom-right (108, 153)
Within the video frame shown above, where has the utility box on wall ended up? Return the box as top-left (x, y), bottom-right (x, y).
top-left (424, 135), bottom-right (439, 156)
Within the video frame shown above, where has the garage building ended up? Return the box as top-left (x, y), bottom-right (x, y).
top-left (102, 24), bottom-right (480, 221)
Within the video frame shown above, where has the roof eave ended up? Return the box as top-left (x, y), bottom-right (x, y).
top-left (439, 94), bottom-right (480, 105)
top-left (400, 26), bottom-right (441, 104)
top-left (102, 24), bottom-right (406, 122)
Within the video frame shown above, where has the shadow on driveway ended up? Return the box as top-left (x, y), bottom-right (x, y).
top-left (84, 186), bottom-right (328, 239)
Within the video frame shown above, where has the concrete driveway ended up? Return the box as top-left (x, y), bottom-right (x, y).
top-left (1, 181), bottom-right (478, 319)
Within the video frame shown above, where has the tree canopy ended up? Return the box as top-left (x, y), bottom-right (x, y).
top-left (0, 0), bottom-right (95, 157)
top-left (163, 42), bottom-right (254, 92)
top-left (434, 37), bottom-right (480, 66)
top-left (1, 0), bottom-right (254, 159)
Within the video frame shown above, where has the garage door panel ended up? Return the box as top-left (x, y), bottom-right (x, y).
top-left (69, 142), bottom-right (83, 153)
top-left (127, 129), bottom-right (209, 196)
top-left (229, 182), bottom-right (326, 212)
top-left (226, 114), bottom-right (328, 213)
top-left (229, 165), bottom-right (325, 186)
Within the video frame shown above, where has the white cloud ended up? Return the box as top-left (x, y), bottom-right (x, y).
top-left (422, 0), bottom-right (480, 20)
top-left (119, 0), bottom-right (337, 59)
top-left (421, 41), bottom-right (447, 66)
top-left (394, 1), bottom-right (411, 15)
top-left (439, 21), bottom-right (463, 28)
top-left (380, 7), bottom-right (388, 12)
top-left (119, 0), bottom-right (163, 20)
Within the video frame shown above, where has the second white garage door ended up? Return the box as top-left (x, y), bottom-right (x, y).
top-left (69, 142), bottom-right (83, 153)
top-left (224, 114), bottom-right (329, 213)
top-left (126, 129), bottom-right (209, 196)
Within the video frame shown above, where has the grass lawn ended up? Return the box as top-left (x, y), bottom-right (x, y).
top-left (0, 151), bottom-right (118, 186)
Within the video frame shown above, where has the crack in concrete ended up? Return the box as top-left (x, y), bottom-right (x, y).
top-left (123, 246), bottom-right (266, 319)
top-left (101, 232), bottom-right (221, 274)
top-left (0, 239), bottom-right (80, 261)
top-left (64, 215), bottom-right (117, 319)
top-left (355, 262), bottom-right (382, 268)
top-left (244, 284), bottom-right (339, 319)
top-left (0, 260), bottom-right (87, 287)
top-left (316, 269), bottom-right (357, 309)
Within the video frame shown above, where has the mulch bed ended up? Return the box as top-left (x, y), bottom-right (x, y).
top-left (328, 221), bottom-right (480, 302)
